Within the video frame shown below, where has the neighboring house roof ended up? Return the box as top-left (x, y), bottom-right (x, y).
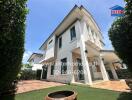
top-left (27, 53), bottom-right (43, 62)
top-left (110, 5), bottom-right (124, 10)
top-left (100, 50), bottom-right (115, 53)
top-left (39, 5), bottom-right (102, 50)
top-left (100, 50), bottom-right (121, 62)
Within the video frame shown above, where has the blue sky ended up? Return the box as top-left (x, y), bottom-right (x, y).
top-left (23, 0), bottom-right (125, 63)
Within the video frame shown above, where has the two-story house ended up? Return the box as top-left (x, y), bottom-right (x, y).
top-left (28, 5), bottom-right (125, 85)
top-left (27, 53), bottom-right (43, 70)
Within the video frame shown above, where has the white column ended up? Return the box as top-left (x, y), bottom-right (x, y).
top-left (80, 36), bottom-right (92, 85)
top-left (46, 66), bottom-right (49, 79)
top-left (98, 56), bottom-right (109, 81)
top-left (68, 52), bottom-right (75, 83)
top-left (78, 19), bottom-right (92, 85)
top-left (110, 63), bottom-right (118, 80)
top-left (40, 67), bottom-right (43, 79)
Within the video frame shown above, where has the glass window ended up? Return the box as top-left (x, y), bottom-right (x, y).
top-left (51, 64), bottom-right (54, 75)
top-left (49, 39), bottom-right (53, 44)
top-left (70, 26), bottom-right (76, 41)
top-left (61, 58), bottom-right (67, 74)
top-left (59, 37), bottom-right (62, 48)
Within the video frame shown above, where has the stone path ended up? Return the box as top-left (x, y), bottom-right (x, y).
top-left (92, 80), bottom-right (131, 92)
top-left (17, 80), bottom-right (65, 94)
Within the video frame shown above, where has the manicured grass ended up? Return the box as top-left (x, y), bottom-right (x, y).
top-left (2, 85), bottom-right (132, 100)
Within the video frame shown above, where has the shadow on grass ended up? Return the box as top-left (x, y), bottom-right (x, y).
top-left (0, 94), bottom-right (15, 100)
top-left (117, 92), bottom-right (132, 100)
top-left (117, 79), bottom-right (132, 100)
top-left (0, 81), bottom-right (18, 100)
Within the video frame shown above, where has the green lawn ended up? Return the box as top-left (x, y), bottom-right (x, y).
top-left (2, 85), bottom-right (132, 100)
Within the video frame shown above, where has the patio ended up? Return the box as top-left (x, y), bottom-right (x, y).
top-left (92, 80), bottom-right (131, 92)
top-left (17, 80), bottom-right (65, 94)
top-left (16, 80), bottom-right (131, 94)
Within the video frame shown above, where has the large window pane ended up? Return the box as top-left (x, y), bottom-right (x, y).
top-left (61, 58), bottom-right (67, 74)
top-left (51, 64), bottom-right (54, 75)
top-left (59, 37), bottom-right (62, 48)
top-left (70, 26), bottom-right (76, 41)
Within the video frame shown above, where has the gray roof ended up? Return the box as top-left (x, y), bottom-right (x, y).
top-left (27, 53), bottom-right (43, 62)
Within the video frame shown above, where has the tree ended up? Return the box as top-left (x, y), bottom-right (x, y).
top-left (0, 0), bottom-right (28, 97)
top-left (109, 0), bottom-right (132, 73)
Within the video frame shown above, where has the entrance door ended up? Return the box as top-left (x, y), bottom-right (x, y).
top-left (77, 58), bottom-right (84, 80)
top-left (107, 70), bottom-right (114, 79)
top-left (42, 66), bottom-right (48, 79)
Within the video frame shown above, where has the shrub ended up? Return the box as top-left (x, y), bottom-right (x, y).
top-left (20, 69), bottom-right (36, 80)
top-left (0, 0), bottom-right (28, 96)
top-left (116, 69), bottom-right (132, 79)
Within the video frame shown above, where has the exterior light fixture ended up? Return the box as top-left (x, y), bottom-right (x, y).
top-left (85, 50), bottom-right (88, 53)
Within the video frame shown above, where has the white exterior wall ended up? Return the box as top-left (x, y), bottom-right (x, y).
top-left (46, 20), bottom-right (104, 83)
top-left (30, 56), bottom-right (42, 64)
top-left (81, 19), bottom-right (103, 49)
top-left (32, 64), bottom-right (42, 70)
top-left (30, 56), bottom-right (43, 71)
top-left (93, 72), bottom-right (102, 79)
top-left (44, 35), bottom-right (55, 60)
top-left (47, 21), bottom-right (81, 83)
top-left (38, 6), bottom-right (119, 84)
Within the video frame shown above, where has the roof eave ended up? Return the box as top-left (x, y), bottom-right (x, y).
top-left (39, 5), bottom-right (79, 50)
top-left (27, 53), bottom-right (43, 62)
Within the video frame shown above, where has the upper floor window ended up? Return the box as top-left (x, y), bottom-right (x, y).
top-left (87, 25), bottom-right (91, 38)
top-left (94, 33), bottom-right (97, 39)
top-left (61, 58), bottom-right (67, 74)
top-left (32, 59), bottom-right (34, 62)
top-left (87, 25), bottom-right (89, 32)
top-left (59, 37), bottom-right (62, 48)
top-left (91, 30), bottom-right (96, 40)
top-left (70, 26), bottom-right (76, 41)
top-left (48, 39), bottom-right (53, 44)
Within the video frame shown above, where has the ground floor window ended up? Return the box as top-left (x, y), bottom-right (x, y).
top-left (51, 64), bottom-right (54, 75)
top-left (77, 58), bottom-right (84, 80)
top-left (61, 58), bottom-right (67, 74)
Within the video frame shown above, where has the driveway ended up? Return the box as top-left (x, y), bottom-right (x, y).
top-left (17, 80), bottom-right (65, 94)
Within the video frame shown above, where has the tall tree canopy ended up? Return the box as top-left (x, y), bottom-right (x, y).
top-left (109, 0), bottom-right (132, 72)
top-left (0, 0), bottom-right (28, 96)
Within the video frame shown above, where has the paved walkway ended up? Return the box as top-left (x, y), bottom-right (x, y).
top-left (17, 80), bottom-right (65, 94)
top-left (92, 80), bottom-right (131, 92)
top-left (16, 80), bottom-right (131, 94)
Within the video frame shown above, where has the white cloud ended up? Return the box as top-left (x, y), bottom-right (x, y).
top-left (23, 51), bottom-right (32, 63)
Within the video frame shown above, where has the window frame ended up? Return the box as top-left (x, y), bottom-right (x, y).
top-left (48, 39), bottom-right (53, 44)
top-left (59, 37), bottom-right (62, 48)
top-left (87, 25), bottom-right (91, 39)
top-left (70, 26), bottom-right (76, 41)
top-left (50, 64), bottom-right (55, 75)
top-left (61, 58), bottom-right (67, 74)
